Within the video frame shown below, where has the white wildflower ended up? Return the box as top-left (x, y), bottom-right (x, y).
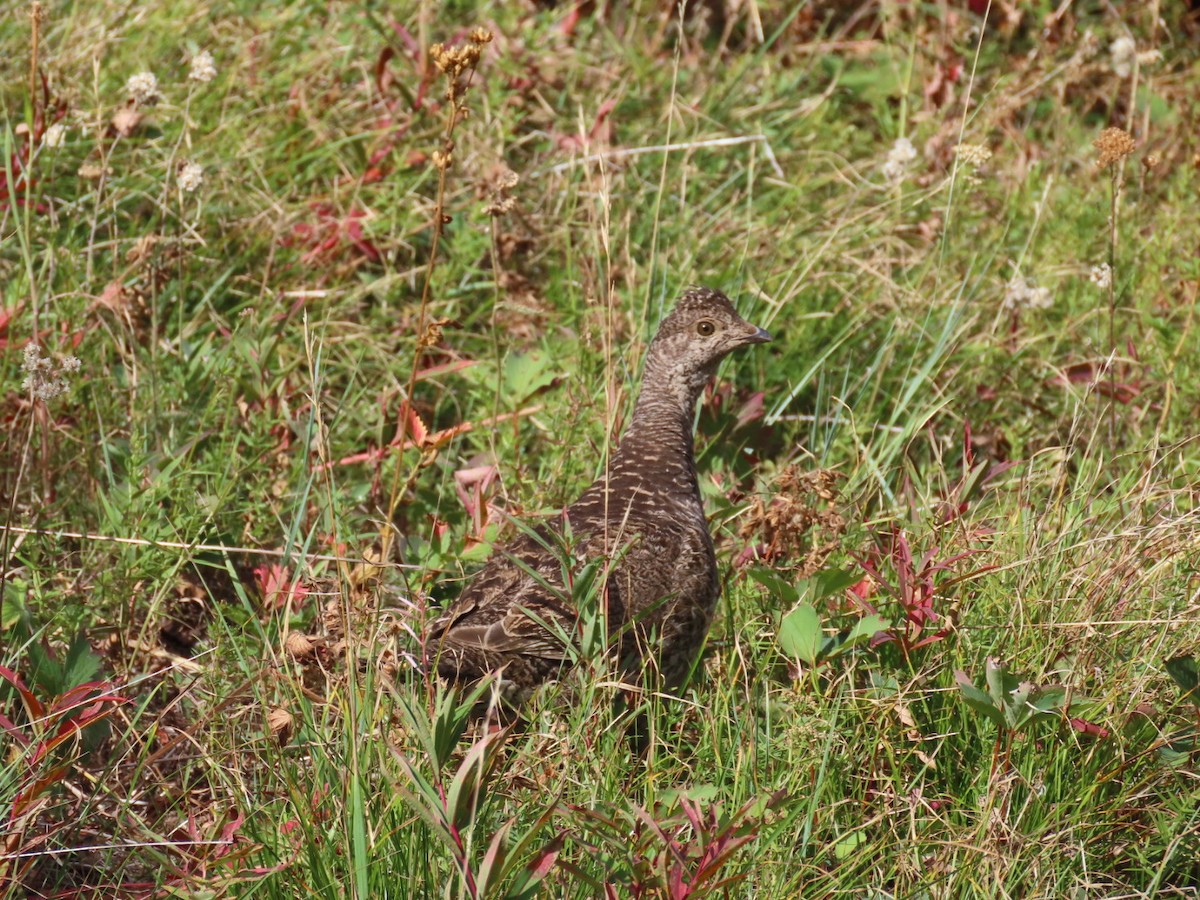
top-left (1027, 286), bottom-right (1053, 309)
top-left (1089, 263), bottom-right (1112, 290)
top-left (126, 71), bottom-right (160, 105)
top-left (882, 137), bottom-right (918, 184)
top-left (43, 123), bottom-right (67, 148)
top-left (189, 50), bottom-right (217, 84)
top-left (20, 343), bottom-right (80, 401)
top-left (1109, 36), bottom-right (1136, 78)
top-left (954, 143), bottom-right (992, 186)
top-left (1107, 36), bottom-right (1157, 78)
top-left (178, 162), bottom-right (204, 192)
top-left (1003, 274), bottom-right (1053, 312)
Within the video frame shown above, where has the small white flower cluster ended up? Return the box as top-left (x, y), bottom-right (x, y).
top-left (882, 137), bottom-right (918, 184)
top-left (1003, 275), bottom-right (1053, 312)
top-left (21, 343), bottom-right (82, 401)
top-left (178, 161), bottom-right (204, 192)
top-left (189, 50), bottom-right (217, 84)
top-left (1109, 36), bottom-right (1161, 78)
top-left (1089, 262), bottom-right (1112, 290)
top-left (954, 143), bottom-right (992, 186)
top-left (126, 71), bottom-right (160, 105)
top-left (43, 122), bottom-right (67, 148)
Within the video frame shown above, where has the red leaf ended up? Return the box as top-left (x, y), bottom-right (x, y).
top-left (1069, 717), bottom-right (1111, 739)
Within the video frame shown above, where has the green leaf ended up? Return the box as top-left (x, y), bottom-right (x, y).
top-left (62, 633), bottom-right (102, 691)
top-left (1165, 656), bottom-right (1200, 705)
top-left (985, 659), bottom-right (1018, 709)
top-left (808, 566), bottom-right (860, 600)
top-left (956, 671), bottom-right (1006, 730)
top-left (0, 583), bottom-right (26, 630)
top-left (503, 351), bottom-right (559, 403)
top-left (745, 567), bottom-right (799, 605)
top-left (778, 603), bottom-right (822, 665)
top-left (831, 830), bottom-right (866, 860)
top-left (845, 614), bottom-right (889, 646)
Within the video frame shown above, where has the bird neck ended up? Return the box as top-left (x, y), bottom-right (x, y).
top-left (609, 363), bottom-right (710, 494)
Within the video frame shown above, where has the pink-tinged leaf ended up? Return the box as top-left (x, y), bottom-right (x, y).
top-left (0, 303), bottom-right (21, 343)
top-left (388, 21), bottom-right (421, 58)
top-left (667, 866), bottom-right (689, 899)
top-left (217, 809), bottom-right (246, 854)
top-left (735, 391), bottom-right (765, 429)
top-left (375, 46), bottom-right (396, 94)
top-left (0, 665), bottom-right (44, 719)
top-left (253, 564), bottom-right (311, 611)
top-left (524, 832), bottom-right (564, 881)
top-left (1069, 718), bottom-right (1111, 739)
top-left (0, 710), bottom-right (30, 748)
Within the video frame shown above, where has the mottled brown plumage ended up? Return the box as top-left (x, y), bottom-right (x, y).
top-left (428, 287), bottom-right (770, 702)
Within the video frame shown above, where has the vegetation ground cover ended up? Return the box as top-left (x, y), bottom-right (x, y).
top-left (2, 1), bottom-right (1199, 896)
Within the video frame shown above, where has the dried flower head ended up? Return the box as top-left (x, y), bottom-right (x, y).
top-left (284, 631), bottom-right (316, 661)
top-left (177, 161), bottom-right (204, 192)
top-left (21, 343), bottom-right (81, 401)
top-left (1003, 274), bottom-right (1053, 311)
top-left (954, 143), bottom-right (992, 186)
top-left (78, 163), bottom-right (112, 181)
top-left (42, 122), bottom-right (66, 148)
top-left (1094, 127), bottom-right (1135, 168)
top-left (188, 49), bottom-right (217, 83)
top-left (1109, 35), bottom-right (1161, 78)
top-left (882, 137), bottom-right (917, 184)
top-left (1089, 263), bottom-right (1112, 290)
top-left (481, 163), bottom-right (520, 216)
top-left (739, 467), bottom-right (845, 574)
top-left (111, 107), bottom-right (142, 137)
top-left (126, 71), bottom-right (160, 105)
top-left (430, 41), bottom-right (482, 78)
top-left (267, 707), bottom-right (294, 746)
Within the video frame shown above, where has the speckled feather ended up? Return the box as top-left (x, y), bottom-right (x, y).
top-left (428, 287), bottom-right (770, 700)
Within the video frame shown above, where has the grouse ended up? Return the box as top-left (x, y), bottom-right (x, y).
top-left (428, 287), bottom-right (770, 703)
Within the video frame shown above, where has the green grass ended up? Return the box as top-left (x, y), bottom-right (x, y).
top-left (2, 1), bottom-right (1199, 897)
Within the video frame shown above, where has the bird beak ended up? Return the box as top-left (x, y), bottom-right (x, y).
top-left (743, 325), bottom-right (772, 344)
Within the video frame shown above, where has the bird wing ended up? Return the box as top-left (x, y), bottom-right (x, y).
top-left (431, 539), bottom-right (581, 661)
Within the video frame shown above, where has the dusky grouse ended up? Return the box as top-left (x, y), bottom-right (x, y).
top-left (429, 287), bottom-right (770, 702)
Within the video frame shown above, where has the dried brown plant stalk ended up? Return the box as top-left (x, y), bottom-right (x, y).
top-left (1094, 127), bottom-right (1135, 443)
top-left (379, 28), bottom-right (493, 569)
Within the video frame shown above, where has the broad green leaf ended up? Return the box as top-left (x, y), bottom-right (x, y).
top-left (503, 351), bottom-right (559, 403)
top-left (778, 603), bottom-right (822, 665)
top-left (745, 567), bottom-right (800, 605)
top-left (1165, 656), bottom-right (1200, 705)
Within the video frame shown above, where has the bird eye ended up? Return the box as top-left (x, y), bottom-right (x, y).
top-left (696, 320), bottom-right (716, 336)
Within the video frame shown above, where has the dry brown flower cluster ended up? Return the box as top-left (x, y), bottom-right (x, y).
top-left (1094, 127), bottom-right (1136, 168)
top-left (740, 466), bottom-right (846, 574)
top-left (426, 28), bottom-right (494, 173)
top-left (430, 28), bottom-right (493, 80)
top-left (481, 163), bottom-right (520, 216)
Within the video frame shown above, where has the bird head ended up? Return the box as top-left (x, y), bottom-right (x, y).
top-left (644, 287), bottom-right (771, 393)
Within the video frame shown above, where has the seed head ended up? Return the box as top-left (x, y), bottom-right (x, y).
top-left (954, 143), bottom-right (992, 187)
top-left (126, 71), bottom-right (160, 105)
top-left (882, 137), bottom-right (917, 184)
top-left (43, 122), bottom-right (67, 148)
top-left (188, 50), bottom-right (217, 84)
top-left (178, 161), bottom-right (204, 192)
top-left (1094, 127), bottom-right (1135, 168)
top-left (20, 343), bottom-right (81, 401)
